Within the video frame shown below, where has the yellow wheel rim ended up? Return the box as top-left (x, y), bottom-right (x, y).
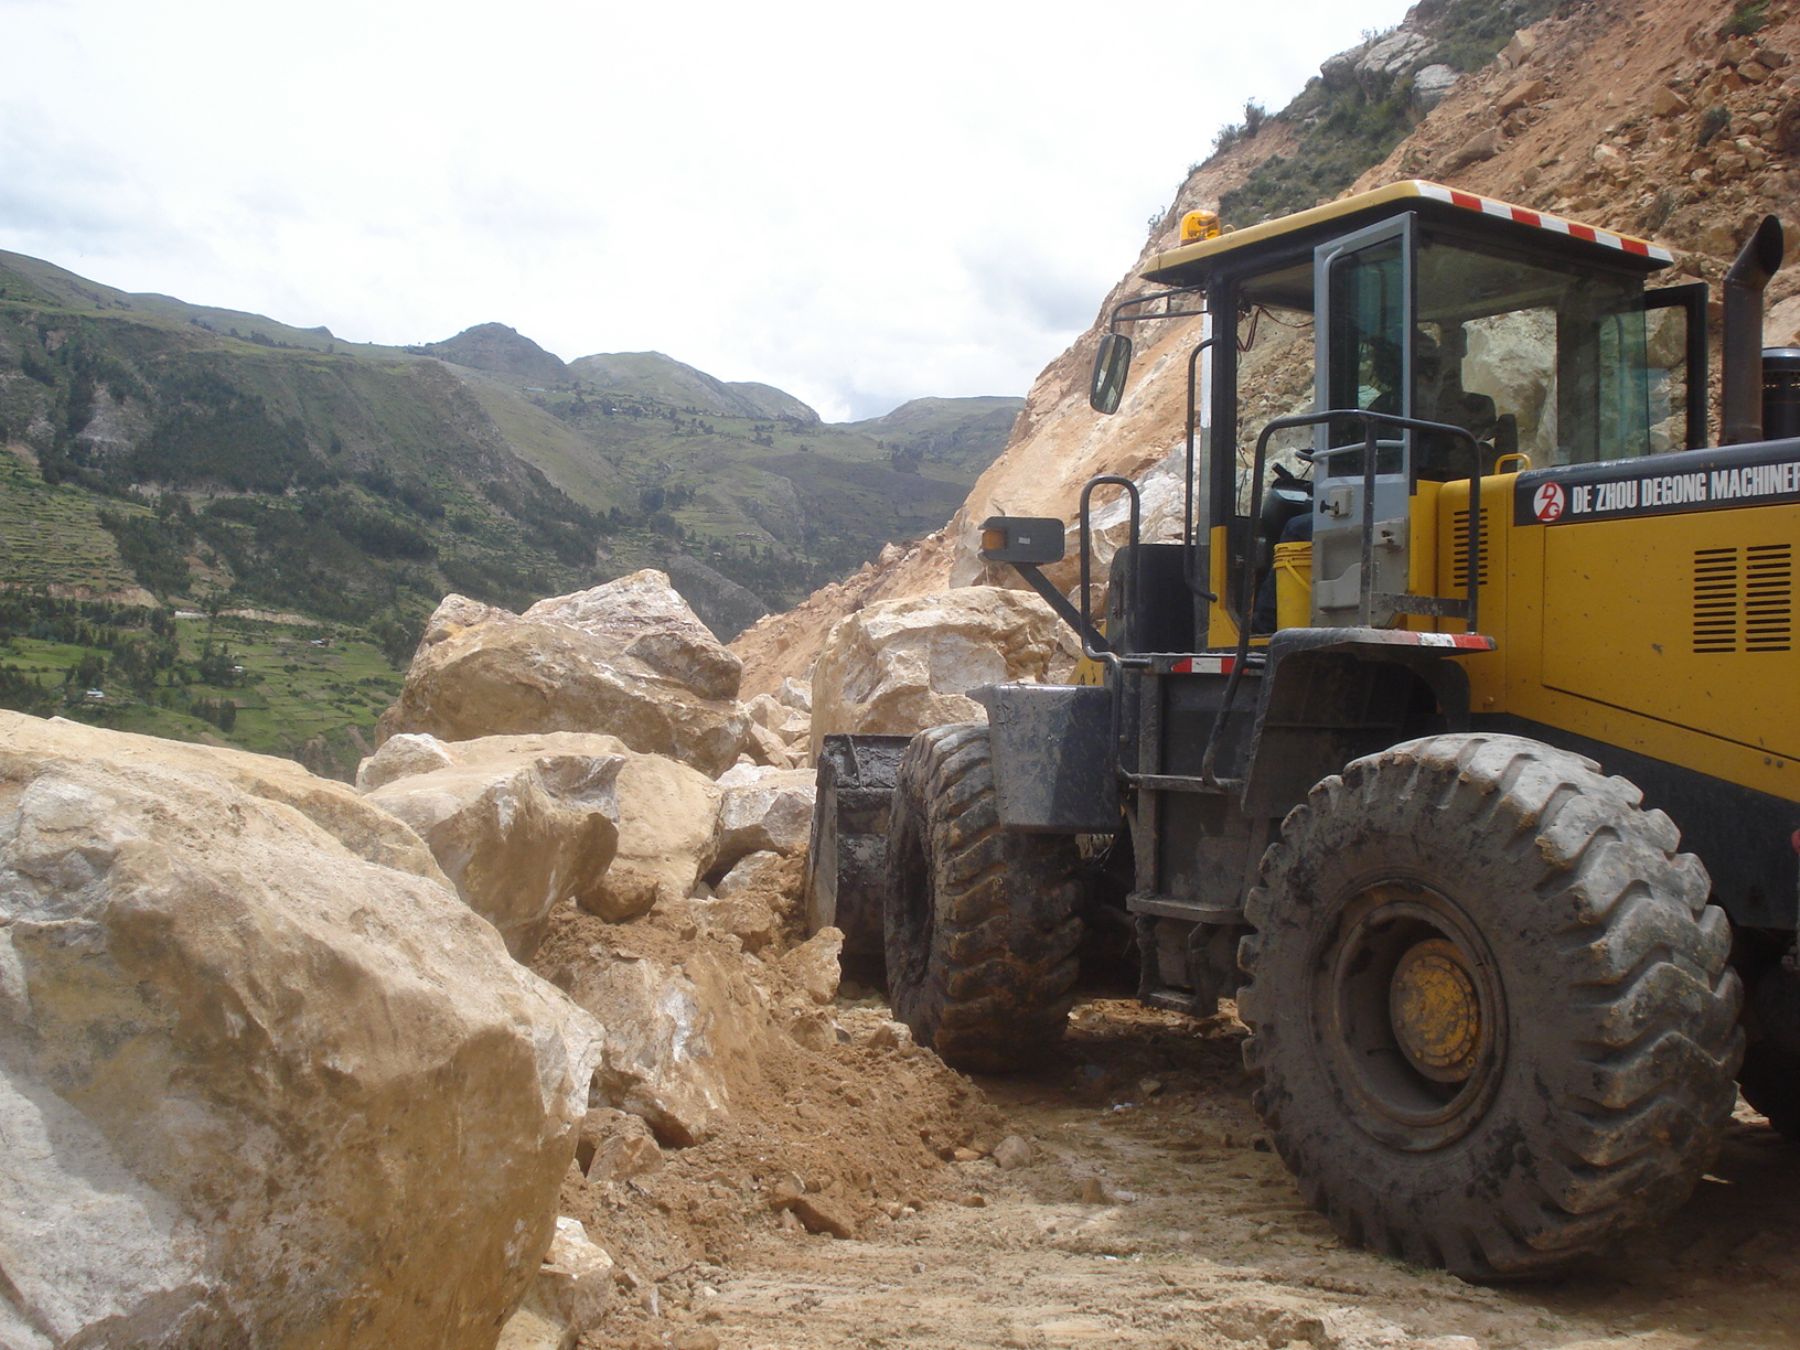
top-left (1388, 938), bottom-right (1481, 1083)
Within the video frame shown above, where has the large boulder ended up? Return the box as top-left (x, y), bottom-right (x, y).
top-left (572, 944), bottom-right (778, 1146)
top-left (378, 589), bottom-right (750, 777)
top-left (523, 569), bottom-right (742, 702)
top-left (578, 751), bottom-right (722, 922)
top-left (9, 716), bottom-right (447, 883)
top-left (710, 763), bottom-right (816, 876)
top-left (809, 586), bottom-right (1075, 760)
top-left (360, 733), bottom-right (627, 959)
top-left (496, 1216), bottom-right (613, 1350)
top-left (0, 712), bottom-right (601, 1348)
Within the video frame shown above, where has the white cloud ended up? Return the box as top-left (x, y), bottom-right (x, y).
top-left (0, 0), bottom-right (1413, 421)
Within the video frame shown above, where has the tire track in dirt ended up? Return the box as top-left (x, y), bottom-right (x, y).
top-left (626, 999), bottom-right (1800, 1350)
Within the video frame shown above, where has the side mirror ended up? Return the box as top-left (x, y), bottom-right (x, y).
top-left (979, 515), bottom-right (1066, 565)
top-left (1089, 333), bottom-right (1132, 414)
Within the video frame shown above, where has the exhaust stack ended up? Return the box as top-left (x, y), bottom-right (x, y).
top-left (1721, 215), bottom-right (1784, 445)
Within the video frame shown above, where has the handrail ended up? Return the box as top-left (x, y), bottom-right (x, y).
top-left (1078, 475), bottom-right (1144, 669)
top-left (1182, 336), bottom-right (1220, 605)
top-left (1198, 408), bottom-right (1484, 788)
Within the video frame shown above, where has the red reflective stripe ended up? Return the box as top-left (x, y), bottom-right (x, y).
top-left (1512, 208), bottom-right (1541, 228)
top-left (1449, 190), bottom-right (1482, 211)
top-left (1219, 656), bottom-right (1236, 674)
top-left (1567, 223), bottom-right (1597, 243)
top-left (1172, 658), bottom-right (1193, 673)
top-left (1620, 237), bottom-right (1649, 256)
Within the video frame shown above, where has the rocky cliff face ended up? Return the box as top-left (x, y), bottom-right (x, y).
top-left (731, 0), bottom-right (1800, 697)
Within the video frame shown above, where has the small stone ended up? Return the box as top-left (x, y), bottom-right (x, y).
top-left (1496, 77), bottom-right (1547, 116)
top-left (1138, 1077), bottom-right (1165, 1097)
top-left (865, 1020), bottom-right (904, 1051)
top-left (1652, 85), bottom-right (1691, 116)
top-left (951, 1147), bottom-right (984, 1163)
top-left (675, 1333), bottom-right (722, 1350)
top-left (960, 1193), bottom-right (988, 1208)
top-left (993, 1135), bottom-right (1035, 1170)
top-left (786, 1010), bottom-right (838, 1052)
top-left (790, 1194), bottom-right (857, 1238)
top-left (768, 1173), bottom-right (806, 1207)
top-left (781, 928), bottom-right (844, 1006)
top-left (578, 1108), bottom-right (664, 1183)
top-left (1078, 1177), bottom-right (1109, 1204)
top-left (1439, 127), bottom-right (1503, 173)
top-left (1500, 29), bottom-right (1538, 68)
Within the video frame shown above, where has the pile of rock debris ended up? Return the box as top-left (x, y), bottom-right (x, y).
top-left (0, 568), bottom-right (1067, 1348)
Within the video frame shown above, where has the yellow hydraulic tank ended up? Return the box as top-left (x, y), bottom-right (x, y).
top-left (1274, 541), bottom-right (1313, 629)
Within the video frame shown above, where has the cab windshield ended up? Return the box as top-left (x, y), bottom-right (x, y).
top-left (1321, 231), bottom-right (1686, 475)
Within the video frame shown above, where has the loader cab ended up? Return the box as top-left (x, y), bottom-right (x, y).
top-left (1130, 181), bottom-right (1702, 639)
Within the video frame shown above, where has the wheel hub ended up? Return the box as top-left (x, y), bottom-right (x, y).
top-left (1388, 938), bottom-right (1480, 1083)
top-left (1319, 882), bottom-right (1507, 1151)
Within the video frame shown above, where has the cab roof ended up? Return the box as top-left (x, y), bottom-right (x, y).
top-left (1142, 180), bottom-right (1673, 287)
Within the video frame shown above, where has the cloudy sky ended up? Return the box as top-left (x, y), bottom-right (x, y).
top-left (1, 0), bottom-right (1412, 421)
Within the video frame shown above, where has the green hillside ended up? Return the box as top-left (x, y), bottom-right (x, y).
top-left (567, 351), bottom-right (820, 422)
top-left (848, 397), bottom-right (1025, 477)
top-left (0, 248), bottom-right (1021, 773)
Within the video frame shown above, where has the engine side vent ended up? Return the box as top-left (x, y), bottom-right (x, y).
top-left (1692, 544), bottom-right (1794, 653)
top-left (1451, 510), bottom-right (1489, 590)
top-left (1745, 542), bottom-right (1793, 652)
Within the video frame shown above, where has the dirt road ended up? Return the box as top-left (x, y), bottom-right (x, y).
top-left (591, 996), bottom-right (1800, 1350)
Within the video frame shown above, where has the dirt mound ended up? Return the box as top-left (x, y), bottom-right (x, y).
top-left (529, 895), bottom-right (1008, 1348)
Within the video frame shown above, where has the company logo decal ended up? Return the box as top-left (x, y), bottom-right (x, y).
top-left (1516, 458), bottom-right (1800, 525)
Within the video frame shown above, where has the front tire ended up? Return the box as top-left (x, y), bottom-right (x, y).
top-left (1238, 733), bottom-right (1742, 1278)
top-left (884, 723), bottom-right (1084, 1073)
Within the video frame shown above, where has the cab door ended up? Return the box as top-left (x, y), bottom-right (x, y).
top-left (1311, 214), bottom-right (1415, 627)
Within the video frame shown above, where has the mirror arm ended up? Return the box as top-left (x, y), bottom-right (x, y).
top-left (1009, 561), bottom-right (1111, 656)
top-left (1108, 285), bottom-right (1207, 332)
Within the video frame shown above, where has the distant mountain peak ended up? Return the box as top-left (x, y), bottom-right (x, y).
top-left (411, 323), bottom-right (566, 384)
top-left (567, 350), bottom-right (820, 423)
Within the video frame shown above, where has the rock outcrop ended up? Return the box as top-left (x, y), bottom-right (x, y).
top-left (0, 713), bottom-right (601, 1348)
top-left (808, 586), bottom-right (1077, 759)
top-left (360, 732), bottom-right (627, 959)
top-left (380, 583), bottom-right (749, 777)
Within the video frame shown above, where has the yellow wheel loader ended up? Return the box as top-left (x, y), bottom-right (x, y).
top-left (806, 181), bottom-right (1798, 1277)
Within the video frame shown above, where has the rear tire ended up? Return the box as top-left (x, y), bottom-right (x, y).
top-left (1238, 733), bottom-right (1742, 1278)
top-left (884, 723), bottom-right (1084, 1073)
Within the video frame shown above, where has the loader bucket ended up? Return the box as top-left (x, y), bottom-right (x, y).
top-left (805, 733), bottom-right (911, 960)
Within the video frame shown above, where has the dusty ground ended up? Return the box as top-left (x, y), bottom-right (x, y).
top-left (570, 985), bottom-right (1800, 1350)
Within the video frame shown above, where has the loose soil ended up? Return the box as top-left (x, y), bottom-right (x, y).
top-left (564, 980), bottom-right (1800, 1350)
